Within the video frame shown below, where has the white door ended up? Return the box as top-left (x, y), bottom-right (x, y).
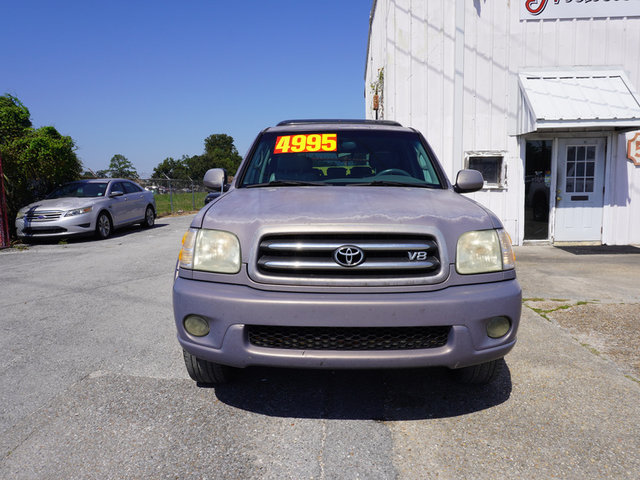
top-left (554, 138), bottom-right (606, 242)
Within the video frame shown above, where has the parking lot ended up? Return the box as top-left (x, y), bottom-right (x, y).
top-left (1, 216), bottom-right (639, 480)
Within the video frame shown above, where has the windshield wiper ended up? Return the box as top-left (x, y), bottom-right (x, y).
top-left (350, 180), bottom-right (437, 188)
top-left (245, 180), bottom-right (327, 188)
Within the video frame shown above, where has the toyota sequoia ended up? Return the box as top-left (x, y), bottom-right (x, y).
top-left (173, 120), bottom-right (521, 385)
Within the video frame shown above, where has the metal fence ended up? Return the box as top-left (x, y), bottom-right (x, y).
top-left (138, 178), bottom-right (210, 216)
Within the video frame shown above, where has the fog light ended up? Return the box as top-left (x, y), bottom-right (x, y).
top-left (184, 315), bottom-right (210, 337)
top-left (486, 316), bottom-right (511, 339)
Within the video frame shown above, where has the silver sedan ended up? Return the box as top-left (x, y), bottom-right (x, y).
top-left (15, 178), bottom-right (156, 240)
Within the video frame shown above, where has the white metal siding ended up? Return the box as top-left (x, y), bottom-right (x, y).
top-left (603, 131), bottom-right (640, 245)
top-left (366, 0), bottom-right (640, 245)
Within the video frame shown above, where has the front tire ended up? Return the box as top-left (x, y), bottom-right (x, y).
top-left (95, 212), bottom-right (112, 239)
top-left (451, 359), bottom-right (502, 385)
top-left (142, 206), bottom-right (155, 228)
top-left (183, 349), bottom-right (234, 385)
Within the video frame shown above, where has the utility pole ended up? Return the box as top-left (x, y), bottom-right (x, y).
top-left (163, 173), bottom-right (173, 213)
top-left (0, 152), bottom-right (10, 247)
top-left (188, 176), bottom-right (195, 210)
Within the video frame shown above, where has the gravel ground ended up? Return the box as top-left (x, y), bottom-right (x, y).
top-left (531, 302), bottom-right (640, 381)
top-left (516, 245), bottom-right (640, 385)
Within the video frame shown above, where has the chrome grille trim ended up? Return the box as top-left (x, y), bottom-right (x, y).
top-left (24, 210), bottom-right (63, 221)
top-left (258, 258), bottom-right (438, 271)
top-left (256, 233), bottom-right (441, 279)
top-left (262, 239), bottom-right (437, 252)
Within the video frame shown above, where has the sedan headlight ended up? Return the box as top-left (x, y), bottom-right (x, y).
top-left (16, 209), bottom-right (27, 219)
top-left (179, 228), bottom-right (241, 274)
top-left (456, 229), bottom-right (515, 274)
top-left (65, 206), bottom-right (93, 217)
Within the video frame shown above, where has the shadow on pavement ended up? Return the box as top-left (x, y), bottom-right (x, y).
top-left (211, 360), bottom-right (512, 420)
top-left (19, 223), bottom-right (170, 244)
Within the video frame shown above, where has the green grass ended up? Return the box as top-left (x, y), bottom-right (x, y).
top-left (625, 375), bottom-right (640, 385)
top-left (155, 192), bottom-right (207, 216)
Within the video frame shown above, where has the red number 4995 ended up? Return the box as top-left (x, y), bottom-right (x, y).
top-left (274, 133), bottom-right (337, 154)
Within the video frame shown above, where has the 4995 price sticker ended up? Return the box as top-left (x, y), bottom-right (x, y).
top-left (274, 133), bottom-right (337, 154)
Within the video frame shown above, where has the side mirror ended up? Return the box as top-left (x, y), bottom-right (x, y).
top-left (454, 169), bottom-right (484, 193)
top-left (203, 168), bottom-right (227, 192)
top-left (109, 190), bottom-right (124, 197)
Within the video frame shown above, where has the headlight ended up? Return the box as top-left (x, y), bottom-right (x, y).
top-left (456, 229), bottom-right (515, 274)
top-left (65, 206), bottom-right (93, 217)
top-left (496, 228), bottom-right (516, 270)
top-left (179, 228), bottom-right (241, 274)
top-left (16, 210), bottom-right (26, 219)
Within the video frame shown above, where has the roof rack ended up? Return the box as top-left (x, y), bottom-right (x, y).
top-left (276, 119), bottom-right (403, 127)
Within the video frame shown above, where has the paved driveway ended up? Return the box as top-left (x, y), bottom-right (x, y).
top-left (1, 218), bottom-right (639, 479)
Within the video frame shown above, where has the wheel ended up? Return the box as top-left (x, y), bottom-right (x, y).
top-left (451, 359), bottom-right (502, 385)
top-left (183, 349), bottom-right (234, 385)
top-left (95, 212), bottom-right (112, 239)
top-left (376, 168), bottom-right (412, 177)
top-left (142, 206), bottom-right (155, 228)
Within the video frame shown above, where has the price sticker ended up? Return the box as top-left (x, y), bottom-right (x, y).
top-left (274, 133), bottom-right (337, 154)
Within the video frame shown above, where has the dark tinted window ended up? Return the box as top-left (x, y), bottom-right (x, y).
top-left (110, 182), bottom-right (125, 194)
top-left (240, 130), bottom-right (443, 188)
top-left (123, 182), bottom-right (142, 194)
top-left (46, 182), bottom-right (108, 199)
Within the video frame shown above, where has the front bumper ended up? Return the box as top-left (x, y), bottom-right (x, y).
top-left (16, 214), bottom-right (96, 238)
top-left (173, 277), bottom-right (522, 370)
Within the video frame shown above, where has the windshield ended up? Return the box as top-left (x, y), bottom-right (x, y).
top-left (239, 130), bottom-right (444, 188)
top-left (46, 182), bottom-right (108, 199)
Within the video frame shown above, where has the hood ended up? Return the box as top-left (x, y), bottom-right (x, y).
top-left (20, 197), bottom-right (99, 212)
top-left (195, 186), bottom-right (501, 262)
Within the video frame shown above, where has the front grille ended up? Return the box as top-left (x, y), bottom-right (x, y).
top-left (23, 227), bottom-right (67, 234)
top-left (247, 325), bottom-right (450, 350)
top-left (257, 233), bottom-right (440, 279)
top-left (24, 210), bottom-right (63, 222)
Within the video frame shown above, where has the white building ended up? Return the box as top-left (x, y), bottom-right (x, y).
top-left (365, 0), bottom-right (640, 245)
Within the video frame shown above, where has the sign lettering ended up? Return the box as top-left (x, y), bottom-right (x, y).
top-left (521, 0), bottom-right (640, 20)
top-left (274, 134), bottom-right (338, 154)
top-left (408, 251), bottom-right (428, 261)
top-left (627, 132), bottom-right (640, 166)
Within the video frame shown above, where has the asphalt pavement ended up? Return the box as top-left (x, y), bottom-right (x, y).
top-left (1, 217), bottom-right (639, 479)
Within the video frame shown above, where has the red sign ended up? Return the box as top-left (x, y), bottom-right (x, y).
top-left (521, 0), bottom-right (640, 20)
top-left (274, 134), bottom-right (337, 154)
top-left (628, 132), bottom-right (640, 166)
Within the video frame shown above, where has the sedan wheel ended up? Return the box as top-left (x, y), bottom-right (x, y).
top-left (142, 206), bottom-right (155, 228)
top-left (95, 212), bottom-right (112, 239)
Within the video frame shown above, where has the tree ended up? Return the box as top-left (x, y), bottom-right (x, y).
top-left (149, 134), bottom-right (243, 182)
top-left (0, 94), bottom-right (32, 144)
top-left (183, 134), bottom-right (242, 180)
top-left (202, 133), bottom-right (242, 177)
top-left (0, 94), bottom-right (82, 235)
top-left (152, 156), bottom-right (190, 180)
top-left (107, 154), bottom-right (138, 179)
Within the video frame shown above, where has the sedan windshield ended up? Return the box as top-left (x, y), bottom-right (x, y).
top-left (46, 182), bottom-right (108, 199)
top-left (239, 130), bottom-right (444, 188)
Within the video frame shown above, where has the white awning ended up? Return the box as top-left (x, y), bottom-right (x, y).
top-left (517, 70), bottom-right (640, 134)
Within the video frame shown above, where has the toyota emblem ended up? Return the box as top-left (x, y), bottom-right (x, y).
top-left (333, 245), bottom-right (365, 267)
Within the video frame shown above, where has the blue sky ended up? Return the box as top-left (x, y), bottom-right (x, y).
top-left (2, 1), bottom-right (372, 177)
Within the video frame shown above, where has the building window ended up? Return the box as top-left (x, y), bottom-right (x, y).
top-left (465, 153), bottom-right (505, 188)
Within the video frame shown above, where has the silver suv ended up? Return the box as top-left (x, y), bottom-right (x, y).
top-left (173, 120), bottom-right (521, 385)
